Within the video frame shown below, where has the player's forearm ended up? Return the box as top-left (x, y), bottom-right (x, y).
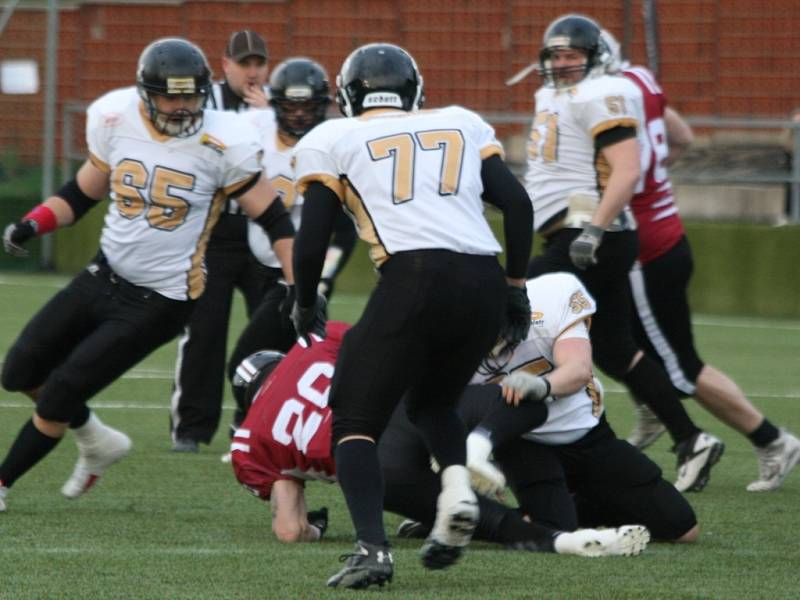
top-left (271, 237), bottom-right (295, 285)
top-left (546, 360), bottom-right (593, 397)
top-left (592, 167), bottom-right (638, 229)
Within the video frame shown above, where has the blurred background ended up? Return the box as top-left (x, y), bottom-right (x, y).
top-left (1, 0), bottom-right (799, 317)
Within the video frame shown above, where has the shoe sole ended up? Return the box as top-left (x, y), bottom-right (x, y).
top-left (327, 568), bottom-right (393, 589)
top-left (468, 463), bottom-right (505, 496)
top-left (611, 525), bottom-right (650, 556)
top-left (682, 442), bottom-right (725, 492)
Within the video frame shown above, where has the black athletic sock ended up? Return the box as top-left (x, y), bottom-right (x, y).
top-left (412, 405), bottom-right (467, 469)
top-left (748, 418), bottom-right (780, 448)
top-left (69, 405), bottom-right (91, 429)
top-left (474, 402), bottom-right (548, 448)
top-left (499, 511), bottom-right (558, 552)
top-left (0, 418), bottom-right (62, 488)
top-left (622, 357), bottom-right (699, 445)
top-left (334, 439), bottom-right (386, 545)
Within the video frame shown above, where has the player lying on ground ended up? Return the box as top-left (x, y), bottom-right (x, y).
top-left (228, 320), bottom-right (650, 557)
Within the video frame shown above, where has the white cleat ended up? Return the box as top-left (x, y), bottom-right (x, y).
top-left (0, 486), bottom-right (8, 513)
top-left (466, 432), bottom-right (506, 496)
top-left (674, 431), bottom-right (725, 493)
top-left (626, 403), bottom-right (666, 450)
top-left (421, 465), bottom-right (479, 570)
top-left (61, 427), bottom-right (132, 499)
top-left (220, 452), bottom-right (232, 464)
top-left (747, 429), bottom-right (800, 492)
top-left (554, 525), bottom-right (650, 557)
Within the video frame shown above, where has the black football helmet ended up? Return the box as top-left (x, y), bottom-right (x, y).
top-left (336, 43), bottom-right (424, 117)
top-left (269, 57), bottom-right (331, 138)
top-left (136, 37), bottom-right (211, 137)
top-left (231, 350), bottom-right (286, 411)
top-left (539, 14), bottom-right (607, 88)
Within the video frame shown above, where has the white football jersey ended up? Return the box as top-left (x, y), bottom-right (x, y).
top-left (524, 74), bottom-right (641, 231)
top-left (471, 272), bottom-right (602, 445)
top-left (293, 106), bottom-right (503, 266)
top-left (87, 86), bottom-right (263, 300)
top-left (240, 111), bottom-right (301, 268)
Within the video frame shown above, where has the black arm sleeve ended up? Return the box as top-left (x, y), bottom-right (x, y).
top-left (594, 125), bottom-right (637, 151)
top-left (328, 207), bottom-right (358, 275)
top-left (480, 154), bottom-right (533, 280)
top-left (56, 179), bottom-right (101, 222)
top-left (294, 182), bottom-right (341, 307)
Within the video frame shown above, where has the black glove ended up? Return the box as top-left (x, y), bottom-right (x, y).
top-left (3, 221), bottom-right (36, 257)
top-left (277, 283), bottom-right (295, 329)
top-left (498, 285), bottom-right (531, 348)
top-left (290, 293), bottom-right (328, 343)
top-left (568, 224), bottom-right (604, 270)
top-left (307, 506), bottom-right (329, 539)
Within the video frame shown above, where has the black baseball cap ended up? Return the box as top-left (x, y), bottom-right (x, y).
top-left (226, 30), bottom-right (268, 62)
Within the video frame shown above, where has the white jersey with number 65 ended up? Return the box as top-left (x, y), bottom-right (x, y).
top-left (293, 106), bottom-right (503, 267)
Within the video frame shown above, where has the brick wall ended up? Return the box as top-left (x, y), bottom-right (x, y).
top-left (2, 0), bottom-right (798, 163)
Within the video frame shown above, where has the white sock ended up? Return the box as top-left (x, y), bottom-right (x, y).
top-left (72, 412), bottom-right (106, 445)
top-left (466, 432), bottom-right (493, 465)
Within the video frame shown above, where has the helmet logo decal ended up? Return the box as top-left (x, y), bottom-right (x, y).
top-left (363, 92), bottom-right (403, 109)
top-left (284, 85), bottom-right (313, 99)
top-left (166, 77), bottom-right (197, 94)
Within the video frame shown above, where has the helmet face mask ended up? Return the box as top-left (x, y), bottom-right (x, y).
top-left (335, 43), bottom-right (424, 117)
top-left (136, 37), bottom-right (211, 138)
top-left (539, 14), bottom-right (606, 89)
top-left (269, 58), bottom-right (331, 138)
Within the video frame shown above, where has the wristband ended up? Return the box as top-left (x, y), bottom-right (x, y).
top-left (22, 205), bottom-right (57, 235)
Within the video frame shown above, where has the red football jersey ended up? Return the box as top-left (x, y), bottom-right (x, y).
top-left (231, 321), bottom-right (350, 500)
top-left (624, 65), bottom-right (685, 264)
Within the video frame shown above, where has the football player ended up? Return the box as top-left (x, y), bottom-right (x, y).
top-left (456, 272), bottom-right (698, 543)
top-left (524, 14), bottom-right (724, 493)
top-left (599, 30), bottom-right (800, 491)
top-left (229, 320), bottom-right (650, 557)
top-left (290, 43), bottom-right (534, 588)
top-left (0, 37), bottom-right (294, 512)
top-left (222, 57), bottom-right (356, 458)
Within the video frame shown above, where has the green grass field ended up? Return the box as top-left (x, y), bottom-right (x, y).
top-left (0, 272), bottom-right (799, 599)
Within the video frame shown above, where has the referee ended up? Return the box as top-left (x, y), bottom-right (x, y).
top-left (169, 31), bottom-right (278, 452)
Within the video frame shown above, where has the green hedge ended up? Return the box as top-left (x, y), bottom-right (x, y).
top-left (4, 199), bottom-right (799, 318)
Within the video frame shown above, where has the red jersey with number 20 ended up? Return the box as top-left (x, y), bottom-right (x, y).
top-left (623, 66), bottom-right (685, 264)
top-left (230, 322), bottom-right (350, 500)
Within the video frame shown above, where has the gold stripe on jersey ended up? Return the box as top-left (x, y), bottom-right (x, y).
top-left (138, 102), bottom-right (172, 143)
top-left (594, 151), bottom-right (612, 191)
top-left (223, 173), bottom-right (260, 197)
top-left (89, 152), bottom-right (111, 173)
top-left (296, 173), bottom-right (345, 201)
top-left (186, 190), bottom-right (227, 299)
top-left (480, 143), bottom-right (504, 161)
top-left (342, 178), bottom-right (389, 267)
top-left (590, 118), bottom-right (638, 139)
top-left (557, 315), bottom-right (592, 340)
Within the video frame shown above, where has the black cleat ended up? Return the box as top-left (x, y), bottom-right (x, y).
top-left (326, 541), bottom-right (394, 589)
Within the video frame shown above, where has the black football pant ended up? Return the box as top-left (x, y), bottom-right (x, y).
top-left (169, 215), bottom-right (277, 445)
top-left (2, 253), bottom-right (193, 422)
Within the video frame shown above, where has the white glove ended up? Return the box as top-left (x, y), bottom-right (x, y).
top-left (502, 371), bottom-right (551, 405)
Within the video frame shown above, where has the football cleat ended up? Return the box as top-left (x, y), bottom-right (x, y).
top-left (554, 525), bottom-right (650, 557)
top-left (466, 432), bottom-right (506, 496)
top-left (326, 541), bottom-right (394, 589)
top-left (0, 485), bottom-right (8, 513)
top-left (421, 465), bottom-right (479, 570)
top-left (747, 429), bottom-right (800, 492)
top-left (396, 518), bottom-right (430, 539)
top-left (61, 426), bottom-right (132, 499)
top-left (220, 451), bottom-right (232, 464)
top-left (673, 431), bottom-right (725, 492)
top-left (626, 403), bottom-right (666, 450)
